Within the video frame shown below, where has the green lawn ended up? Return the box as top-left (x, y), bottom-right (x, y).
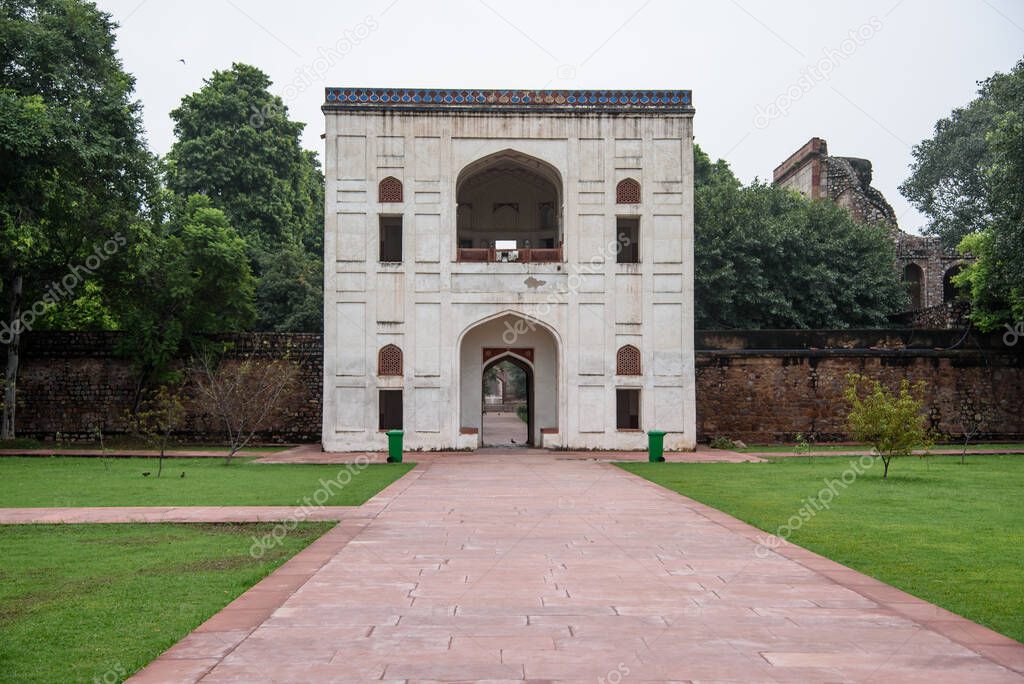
top-left (0, 522), bottom-right (333, 683)
top-left (619, 455), bottom-right (1024, 643)
top-left (0, 457), bottom-right (413, 507)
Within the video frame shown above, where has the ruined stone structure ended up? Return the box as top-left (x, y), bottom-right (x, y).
top-left (321, 88), bottom-right (698, 451)
top-left (773, 138), bottom-right (970, 320)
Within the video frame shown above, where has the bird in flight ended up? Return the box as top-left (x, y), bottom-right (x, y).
top-left (178, 58), bottom-right (186, 65)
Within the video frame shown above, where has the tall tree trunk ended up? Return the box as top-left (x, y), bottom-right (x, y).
top-left (2, 271), bottom-right (23, 440)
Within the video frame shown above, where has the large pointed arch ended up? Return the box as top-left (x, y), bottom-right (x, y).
top-left (456, 148), bottom-right (563, 198)
top-left (455, 150), bottom-right (564, 262)
top-left (454, 308), bottom-right (565, 351)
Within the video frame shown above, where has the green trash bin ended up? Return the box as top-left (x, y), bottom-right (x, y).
top-left (648, 430), bottom-right (666, 462)
top-left (386, 430), bottom-right (404, 463)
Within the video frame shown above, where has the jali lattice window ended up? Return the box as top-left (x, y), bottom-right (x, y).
top-left (379, 176), bottom-right (403, 203)
top-left (616, 178), bottom-right (640, 204)
top-left (616, 345), bottom-right (641, 375)
top-left (378, 344), bottom-right (403, 376)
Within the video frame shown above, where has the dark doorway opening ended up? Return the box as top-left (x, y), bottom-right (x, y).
top-left (378, 389), bottom-right (403, 430)
top-left (903, 263), bottom-right (923, 310)
top-left (481, 356), bottom-right (533, 446)
top-left (943, 265), bottom-right (965, 302)
top-left (616, 388), bottom-right (641, 430)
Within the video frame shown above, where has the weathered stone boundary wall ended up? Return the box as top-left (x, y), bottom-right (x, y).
top-left (9, 329), bottom-right (1023, 444)
top-left (13, 332), bottom-right (322, 443)
top-left (695, 329), bottom-right (1023, 443)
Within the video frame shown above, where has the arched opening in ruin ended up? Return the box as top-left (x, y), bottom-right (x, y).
top-left (943, 264), bottom-right (966, 302)
top-left (903, 263), bottom-right (924, 310)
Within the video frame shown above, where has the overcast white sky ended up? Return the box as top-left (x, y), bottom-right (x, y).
top-left (100, 0), bottom-right (1023, 233)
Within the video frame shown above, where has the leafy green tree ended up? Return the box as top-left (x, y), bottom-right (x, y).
top-left (694, 146), bottom-right (905, 329)
top-left (165, 63), bottom-right (324, 331)
top-left (1, 0), bottom-right (156, 438)
top-left (954, 229), bottom-right (1021, 329)
top-left (900, 58), bottom-right (1024, 247)
top-left (844, 373), bottom-right (934, 479)
top-left (901, 58), bottom-right (1024, 328)
top-left (114, 193), bottom-right (255, 411)
top-left (34, 280), bottom-right (119, 331)
top-left (131, 384), bottom-right (185, 478)
top-left (165, 63), bottom-right (322, 249)
top-left (255, 244), bottom-right (323, 333)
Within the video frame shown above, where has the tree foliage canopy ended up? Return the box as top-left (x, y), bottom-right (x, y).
top-left (164, 63), bottom-right (324, 332)
top-left (165, 63), bottom-right (322, 251)
top-left (900, 58), bottom-right (1024, 329)
top-left (1, 0), bottom-right (156, 305)
top-left (694, 145), bottom-right (905, 329)
top-left (1, 0), bottom-right (157, 437)
top-left (114, 192), bottom-right (255, 400)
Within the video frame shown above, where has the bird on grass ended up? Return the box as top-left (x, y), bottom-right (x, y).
top-left (180, 472), bottom-right (186, 478)
top-left (142, 472), bottom-right (151, 477)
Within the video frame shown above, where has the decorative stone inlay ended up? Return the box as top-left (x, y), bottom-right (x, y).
top-left (324, 88), bottom-right (693, 111)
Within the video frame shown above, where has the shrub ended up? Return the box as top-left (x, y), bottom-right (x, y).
top-left (710, 436), bottom-right (737, 450)
top-left (844, 374), bottom-right (933, 478)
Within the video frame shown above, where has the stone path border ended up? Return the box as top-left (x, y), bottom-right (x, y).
top-left (0, 448), bottom-right (271, 458)
top-left (750, 447), bottom-right (1024, 458)
top-left (256, 443), bottom-right (762, 464)
top-left (0, 506), bottom-right (351, 524)
top-left (0, 444), bottom-right (761, 462)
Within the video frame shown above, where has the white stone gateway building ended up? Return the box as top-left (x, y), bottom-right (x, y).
top-left (321, 88), bottom-right (696, 452)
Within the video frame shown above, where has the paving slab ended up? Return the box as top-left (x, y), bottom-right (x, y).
top-left (125, 452), bottom-right (1023, 682)
top-left (481, 411), bottom-right (529, 446)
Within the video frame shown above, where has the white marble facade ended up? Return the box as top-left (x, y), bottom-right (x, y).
top-left (322, 89), bottom-right (696, 451)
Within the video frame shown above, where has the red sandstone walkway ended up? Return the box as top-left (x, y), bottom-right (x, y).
top-left (131, 451), bottom-right (1024, 683)
top-left (481, 412), bottom-right (529, 446)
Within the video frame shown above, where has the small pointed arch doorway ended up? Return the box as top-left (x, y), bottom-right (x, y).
top-left (481, 351), bottom-right (533, 447)
top-left (457, 311), bottom-right (560, 448)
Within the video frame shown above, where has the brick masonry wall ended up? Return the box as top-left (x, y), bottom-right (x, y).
top-left (14, 332), bottom-right (322, 443)
top-left (695, 330), bottom-right (1024, 443)
top-left (10, 330), bottom-right (1023, 444)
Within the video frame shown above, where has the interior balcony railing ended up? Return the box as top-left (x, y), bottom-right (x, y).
top-left (457, 247), bottom-right (563, 263)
